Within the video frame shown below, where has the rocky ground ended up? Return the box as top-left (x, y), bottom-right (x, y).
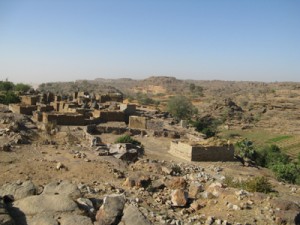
top-left (1, 107), bottom-right (300, 225)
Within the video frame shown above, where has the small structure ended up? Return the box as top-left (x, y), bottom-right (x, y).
top-left (42, 112), bottom-right (85, 126)
top-left (129, 116), bottom-right (147, 129)
top-left (169, 140), bottom-right (234, 161)
top-left (9, 104), bottom-right (37, 115)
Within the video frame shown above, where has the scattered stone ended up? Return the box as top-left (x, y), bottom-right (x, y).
top-left (123, 174), bottom-right (151, 188)
top-left (188, 182), bottom-right (203, 199)
top-left (161, 166), bottom-right (172, 175)
top-left (95, 194), bottom-right (126, 225)
top-left (56, 162), bottom-right (64, 170)
top-left (119, 204), bottom-right (152, 225)
top-left (1, 144), bottom-right (11, 152)
top-left (171, 189), bottom-right (188, 207)
top-left (150, 179), bottom-right (166, 192)
top-left (205, 216), bottom-right (215, 225)
top-left (76, 197), bottom-right (95, 214)
top-left (167, 177), bottom-right (187, 189)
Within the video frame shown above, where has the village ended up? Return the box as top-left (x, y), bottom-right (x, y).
top-left (0, 86), bottom-right (299, 225)
top-left (8, 90), bottom-right (235, 162)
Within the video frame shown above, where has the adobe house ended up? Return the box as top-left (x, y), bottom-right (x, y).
top-left (20, 95), bottom-right (38, 106)
top-left (42, 112), bottom-right (85, 126)
top-left (9, 104), bottom-right (37, 115)
top-left (169, 140), bottom-right (234, 162)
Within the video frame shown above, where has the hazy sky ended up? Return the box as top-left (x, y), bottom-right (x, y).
top-left (0, 0), bottom-right (299, 84)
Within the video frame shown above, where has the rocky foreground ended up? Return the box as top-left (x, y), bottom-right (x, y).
top-left (0, 158), bottom-right (300, 225)
top-left (0, 106), bottom-right (300, 225)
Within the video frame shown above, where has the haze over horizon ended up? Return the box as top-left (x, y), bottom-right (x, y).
top-left (0, 0), bottom-right (299, 84)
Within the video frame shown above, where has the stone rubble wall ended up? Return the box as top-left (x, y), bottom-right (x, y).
top-left (169, 141), bottom-right (235, 161)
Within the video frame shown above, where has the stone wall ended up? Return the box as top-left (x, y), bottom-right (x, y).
top-left (146, 119), bottom-right (164, 131)
top-left (93, 111), bottom-right (125, 122)
top-left (120, 103), bottom-right (136, 115)
top-left (129, 116), bottom-right (147, 129)
top-left (21, 95), bottom-right (38, 106)
top-left (42, 112), bottom-right (85, 125)
top-left (38, 104), bottom-right (54, 112)
top-left (169, 141), bottom-right (234, 162)
top-left (9, 104), bottom-right (37, 115)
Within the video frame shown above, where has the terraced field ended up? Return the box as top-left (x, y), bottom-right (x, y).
top-left (221, 129), bottom-right (300, 159)
top-left (268, 135), bottom-right (300, 159)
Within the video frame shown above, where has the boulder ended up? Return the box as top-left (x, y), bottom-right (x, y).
top-left (76, 198), bottom-right (94, 214)
top-left (123, 174), bottom-right (151, 188)
top-left (27, 214), bottom-right (58, 225)
top-left (95, 194), bottom-right (126, 225)
top-left (0, 180), bottom-right (36, 200)
top-left (60, 214), bottom-right (93, 225)
top-left (11, 194), bottom-right (78, 215)
top-left (167, 177), bottom-right (187, 189)
top-left (188, 182), bottom-right (203, 199)
top-left (118, 205), bottom-right (151, 225)
top-left (42, 180), bottom-right (81, 199)
top-left (171, 189), bottom-right (188, 207)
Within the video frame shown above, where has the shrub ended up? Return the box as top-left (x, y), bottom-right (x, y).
top-left (224, 176), bottom-right (273, 193)
top-left (114, 134), bottom-right (141, 145)
top-left (171, 164), bottom-right (182, 175)
top-left (190, 116), bottom-right (220, 138)
top-left (167, 95), bottom-right (198, 120)
top-left (271, 163), bottom-right (300, 184)
top-left (235, 139), bottom-right (256, 161)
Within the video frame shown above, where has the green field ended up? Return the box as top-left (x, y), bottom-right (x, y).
top-left (220, 129), bottom-right (300, 159)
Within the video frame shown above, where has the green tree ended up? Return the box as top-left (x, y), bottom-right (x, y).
top-left (15, 83), bottom-right (31, 92)
top-left (0, 81), bottom-right (14, 92)
top-left (167, 95), bottom-right (197, 120)
top-left (0, 91), bottom-right (20, 104)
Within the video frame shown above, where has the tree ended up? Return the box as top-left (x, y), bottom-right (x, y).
top-left (167, 95), bottom-right (197, 120)
top-left (15, 83), bottom-right (31, 92)
top-left (0, 81), bottom-right (14, 92)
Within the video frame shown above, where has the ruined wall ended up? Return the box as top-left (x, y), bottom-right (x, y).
top-left (50, 102), bottom-right (60, 111)
top-left (146, 119), bottom-right (164, 131)
top-left (120, 103), bottom-right (136, 115)
top-left (38, 105), bottom-right (54, 112)
top-left (191, 145), bottom-right (234, 161)
top-left (21, 96), bottom-right (38, 106)
top-left (129, 116), bottom-right (147, 129)
top-left (9, 104), bottom-right (37, 115)
top-left (169, 141), bottom-right (234, 162)
top-left (98, 111), bottom-right (125, 122)
top-left (169, 141), bottom-right (193, 161)
top-left (33, 111), bottom-right (43, 122)
top-left (42, 112), bottom-right (85, 125)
